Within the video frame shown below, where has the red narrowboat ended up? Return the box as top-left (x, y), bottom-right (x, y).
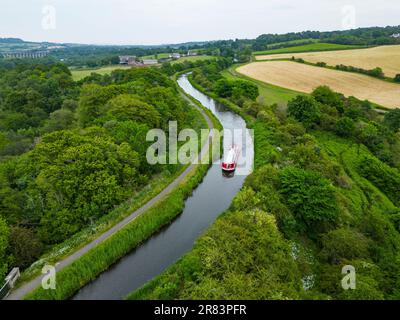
top-left (221, 145), bottom-right (240, 173)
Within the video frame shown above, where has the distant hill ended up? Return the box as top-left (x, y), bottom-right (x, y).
top-left (0, 38), bottom-right (24, 44)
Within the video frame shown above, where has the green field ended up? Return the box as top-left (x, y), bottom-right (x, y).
top-left (221, 67), bottom-right (301, 106)
top-left (70, 65), bottom-right (132, 81)
top-left (171, 55), bottom-right (214, 64)
top-left (140, 53), bottom-right (171, 60)
top-left (254, 43), bottom-right (363, 56)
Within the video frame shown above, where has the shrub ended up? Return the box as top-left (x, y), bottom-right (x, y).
top-left (312, 86), bottom-right (344, 112)
top-left (320, 228), bottom-right (370, 264)
top-left (279, 167), bottom-right (339, 232)
top-left (357, 156), bottom-right (400, 206)
top-left (336, 117), bottom-right (355, 137)
top-left (384, 108), bottom-right (400, 132)
top-left (394, 74), bottom-right (400, 83)
top-left (287, 96), bottom-right (321, 128)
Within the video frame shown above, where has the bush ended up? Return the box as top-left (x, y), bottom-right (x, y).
top-left (336, 117), bottom-right (355, 137)
top-left (394, 74), bottom-right (400, 83)
top-left (320, 228), bottom-right (370, 264)
top-left (357, 156), bottom-right (400, 206)
top-left (384, 108), bottom-right (400, 132)
top-left (279, 167), bottom-right (339, 232)
top-left (312, 86), bottom-right (344, 111)
top-left (9, 227), bottom-right (43, 269)
top-left (287, 96), bottom-right (321, 128)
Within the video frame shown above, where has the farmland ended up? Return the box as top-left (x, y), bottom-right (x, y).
top-left (254, 43), bottom-right (362, 56)
top-left (171, 55), bottom-right (214, 64)
top-left (255, 45), bottom-right (400, 78)
top-left (237, 61), bottom-right (400, 109)
top-left (70, 65), bottom-right (132, 81)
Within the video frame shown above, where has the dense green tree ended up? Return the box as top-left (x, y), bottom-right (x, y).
top-left (287, 96), bottom-right (321, 128)
top-left (336, 117), bottom-right (355, 137)
top-left (214, 79), bottom-right (233, 98)
top-left (42, 109), bottom-right (75, 133)
top-left (76, 84), bottom-right (121, 127)
top-left (106, 94), bottom-right (161, 128)
top-left (279, 167), bottom-right (339, 232)
top-left (14, 130), bottom-right (141, 243)
top-left (9, 227), bottom-right (43, 269)
top-left (384, 108), bottom-right (400, 132)
top-left (312, 86), bottom-right (344, 112)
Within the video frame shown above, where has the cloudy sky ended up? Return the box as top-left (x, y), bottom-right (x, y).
top-left (1, 0), bottom-right (399, 45)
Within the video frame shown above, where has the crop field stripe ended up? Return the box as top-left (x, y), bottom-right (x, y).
top-left (254, 45), bottom-right (400, 78)
top-left (237, 61), bottom-right (400, 109)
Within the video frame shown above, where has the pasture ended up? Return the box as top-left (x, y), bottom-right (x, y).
top-left (70, 65), bottom-right (132, 81)
top-left (237, 61), bottom-right (400, 109)
top-left (254, 43), bottom-right (361, 56)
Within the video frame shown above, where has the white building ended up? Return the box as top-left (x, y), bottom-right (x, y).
top-left (170, 53), bottom-right (181, 59)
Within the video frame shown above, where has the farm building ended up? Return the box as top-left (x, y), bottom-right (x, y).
top-left (170, 53), bottom-right (181, 59)
top-left (119, 55), bottom-right (138, 65)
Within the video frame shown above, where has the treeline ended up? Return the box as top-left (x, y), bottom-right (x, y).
top-left (160, 57), bottom-right (231, 76)
top-left (131, 69), bottom-right (400, 300)
top-left (50, 46), bottom-right (187, 68)
top-left (0, 63), bottom-right (198, 280)
top-left (252, 26), bottom-right (400, 51)
top-left (293, 57), bottom-right (389, 80)
top-left (334, 64), bottom-right (385, 79)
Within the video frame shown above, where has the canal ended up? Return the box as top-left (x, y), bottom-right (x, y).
top-left (72, 74), bottom-right (254, 300)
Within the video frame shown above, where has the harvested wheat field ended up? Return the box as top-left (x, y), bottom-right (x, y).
top-left (238, 61), bottom-right (400, 109)
top-left (255, 45), bottom-right (400, 78)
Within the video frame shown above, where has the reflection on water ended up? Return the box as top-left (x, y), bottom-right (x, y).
top-left (72, 74), bottom-right (254, 300)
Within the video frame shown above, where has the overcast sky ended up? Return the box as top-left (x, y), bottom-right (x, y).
top-left (1, 0), bottom-right (399, 45)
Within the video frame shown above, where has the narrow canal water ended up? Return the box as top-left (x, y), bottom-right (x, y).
top-left (72, 74), bottom-right (254, 300)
